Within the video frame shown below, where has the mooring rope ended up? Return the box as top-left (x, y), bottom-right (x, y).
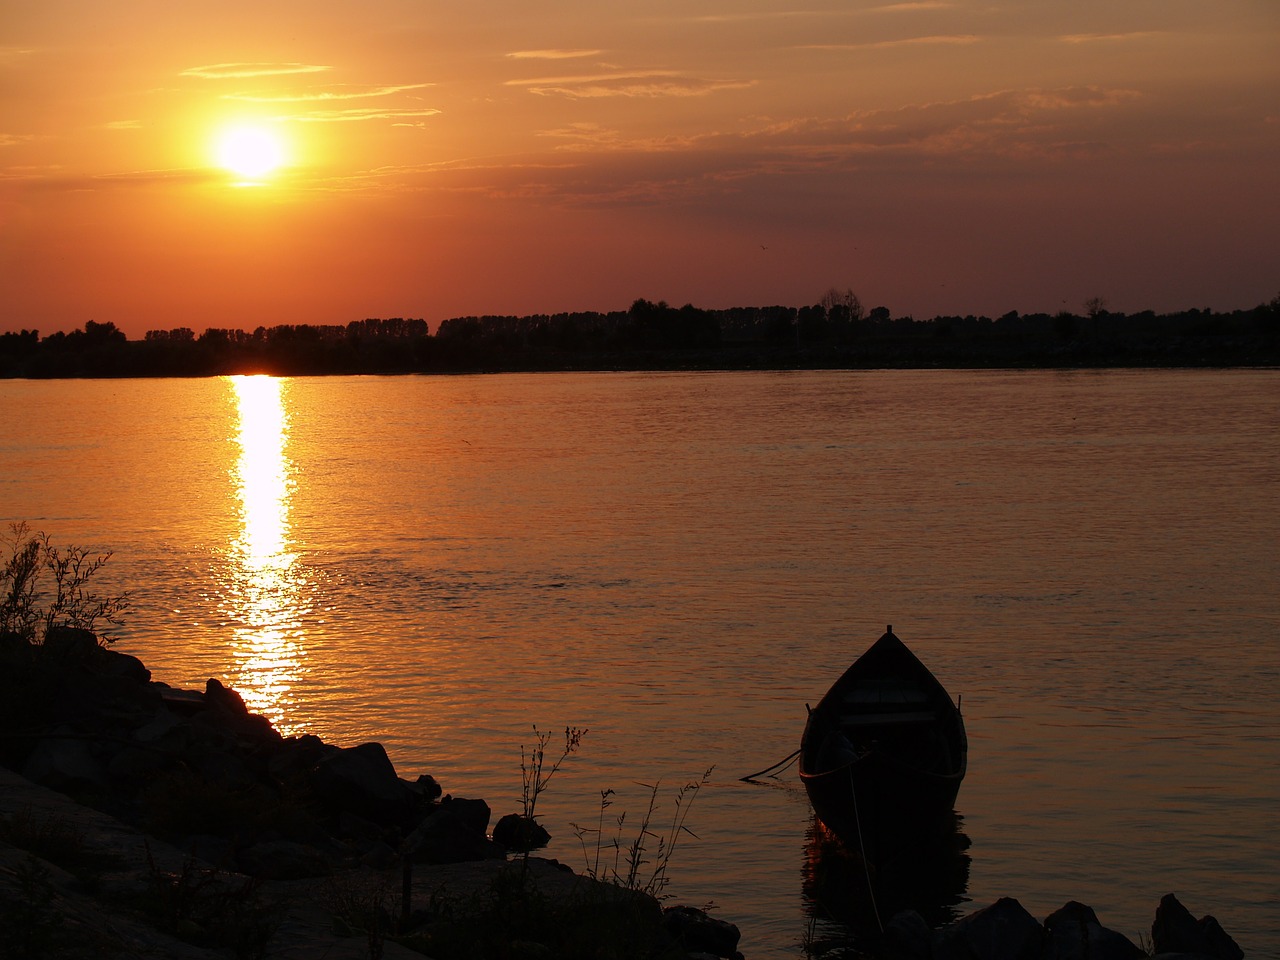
top-left (848, 767), bottom-right (884, 934)
top-left (739, 748), bottom-right (800, 782)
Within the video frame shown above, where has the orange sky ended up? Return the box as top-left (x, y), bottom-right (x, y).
top-left (2, 0), bottom-right (1277, 338)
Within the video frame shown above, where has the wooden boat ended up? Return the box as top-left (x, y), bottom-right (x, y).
top-left (799, 626), bottom-right (966, 852)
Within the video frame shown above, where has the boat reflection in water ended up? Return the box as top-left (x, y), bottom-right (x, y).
top-left (223, 375), bottom-right (310, 732)
top-left (801, 812), bottom-right (971, 952)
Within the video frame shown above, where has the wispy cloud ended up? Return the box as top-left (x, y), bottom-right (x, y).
top-left (748, 86), bottom-right (1145, 161)
top-left (5, 166), bottom-right (222, 191)
top-left (682, 11), bottom-right (832, 23)
top-left (507, 71), bottom-right (754, 99)
top-left (801, 34), bottom-right (980, 51)
top-left (536, 123), bottom-right (696, 153)
top-left (507, 50), bottom-right (603, 60)
top-left (285, 107), bottom-right (441, 124)
top-left (229, 83), bottom-right (434, 103)
top-left (448, 84), bottom-right (1155, 210)
top-left (1058, 32), bottom-right (1161, 44)
top-left (869, 1), bottom-right (955, 11)
top-left (104, 119), bottom-right (142, 130)
top-left (181, 62), bottom-right (331, 79)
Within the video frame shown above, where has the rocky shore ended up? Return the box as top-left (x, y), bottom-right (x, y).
top-left (0, 627), bottom-right (743, 959)
top-left (0, 627), bottom-right (1249, 959)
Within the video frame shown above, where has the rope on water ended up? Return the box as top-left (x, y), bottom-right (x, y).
top-left (848, 767), bottom-right (883, 934)
top-left (739, 748), bottom-right (800, 782)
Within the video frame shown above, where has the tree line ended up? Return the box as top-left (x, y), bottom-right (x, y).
top-left (2, 295), bottom-right (1278, 378)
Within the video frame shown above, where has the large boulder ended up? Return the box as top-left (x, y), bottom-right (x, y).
top-left (933, 897), bottom-right (1044, 960)
top-left (493, 813), bottom-right (551, 852)
top-left (22, 730), bottom-right (108, 792)
top-left (200, 678), bottom-right (281, 745)
top-left (663, 905), bottom-right (742, 958)
top-left (41, 626), bottom-right (99, 661)
top-left (1043, 901), bottom-right (1144, 960)
top-left (404, 799), bottom-right (500, 864)
top-left (101, 648), bottom-right (151, 684)
top-left (268, 734), bottom-right (334, 782)
top-left (237, 839), bottom-right (332, 879)
top-left (1151, 894), bottom-right (1243, 960)
top-left (308, 741), bottom-right (415, 824)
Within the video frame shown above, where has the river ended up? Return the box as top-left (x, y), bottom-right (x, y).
top-left (2, 369), bottom-right (1276, 956)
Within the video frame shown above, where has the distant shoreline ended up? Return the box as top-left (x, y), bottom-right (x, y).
top-left (4, 299), bottom-right (1278, 378)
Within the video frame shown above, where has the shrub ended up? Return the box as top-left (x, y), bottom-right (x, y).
top-left (1, 522), bottom-right (130, 645)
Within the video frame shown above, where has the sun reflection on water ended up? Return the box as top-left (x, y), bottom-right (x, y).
top-left (226, 375), bottom-right (307, 732)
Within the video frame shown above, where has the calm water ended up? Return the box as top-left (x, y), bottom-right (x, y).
top-left (2, 370), bottom-right (1277, 957)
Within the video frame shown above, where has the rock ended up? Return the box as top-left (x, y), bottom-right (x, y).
top-left (309, 741), bottom-right (415, 823)
top-left (411, 773), bottom-right (443, 801)
top-left (133, 706), bottom-right (184, 743)
top-left (101, 648), bottom-right (151, 683)
top-left (663, 905), bottom-right (741, 958)
top-left (107, 742), bottom-right (170, 782)
top-left (492, 813), bottom-right (551, 852)
top-left (238, 839), bottom-right (332, 879)
top-left (190, 747), bottom-right (257, 789)
top-left (183, 833), bottom-right (238, 868)
top-left (41, 626), bottom-right (99, 660)
top-left (933, 897), bottom-right (1043, 960)
top-left (883, 909), bottom-right (933, 960)
top-left (360, 839), bottom-right (399, 869)
top-left (1152, 894), bottom-right (1243, 960)
top-left (337, 810), bottom-right (389, 841)
top-left (1044, 901), bottom-right (1144, 960)
top-left (205, 677), bottom-right (249, 716)
top-left (403, 804), bottom-right (501, 864)
top-left (154, 683), bottom-right (206, 716)
top-left (22, 731), bottom-right (108, 792)
top-left (1199, 916), bottom-right (1244, 960)
top-left (199, 678), bottom-right (281, 744)
top-left (267, 733), bottom-right (333, 782)
top-left (440, 795), bottom-right (491, 836)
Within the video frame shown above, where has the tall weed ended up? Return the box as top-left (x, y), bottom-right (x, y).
top-left (573, 767), bottom-right (714, 900)
top-left (0, 522), bottom-right (130, 644)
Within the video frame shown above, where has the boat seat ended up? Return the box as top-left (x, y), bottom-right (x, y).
top-left (838, 710), bottom-right (936, 727)
top-left (843, 686), bottom-right (929, 705)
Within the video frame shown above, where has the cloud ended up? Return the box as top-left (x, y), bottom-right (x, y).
top-left (747, 86), bottom-right (1144, 160)
top-left (229, 83), bottom-right (434, 103)
top-left (104, 120), bottom-right (142, 130)
top-left (507, 71), bottom-right (755, 99)
top-left (507, 50), bottom-right (603, 60)
top-left (801, 34), bottom-right (980, 51)
top-left (286, 107), bottom-right (442, 124)
top-left (536, 123), bottom-right (697, 153)
top-left (681, 11), bottom-right (833, 23)
top-left (181, 62), bottom-right (331, 79)
top-left (5, 166), bottom-right (223, 191)
top-left (869, 1), bottom-right (956, 10)
top-left (1058, 32), bottom-right (1161, 44)
top-left (439, 84), bottom-right (1157, 211)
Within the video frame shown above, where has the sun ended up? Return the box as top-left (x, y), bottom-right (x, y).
top-left (215, 125), bottom-right (286, 181)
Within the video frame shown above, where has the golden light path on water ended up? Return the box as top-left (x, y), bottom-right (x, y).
top-left (227, 375), bottom-right (307, 732)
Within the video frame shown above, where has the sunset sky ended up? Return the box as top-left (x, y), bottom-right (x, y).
top-left (2, 0), bottom-right (1277, 338)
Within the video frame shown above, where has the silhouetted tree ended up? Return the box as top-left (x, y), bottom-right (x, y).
top-left (820, 287), bottom-right (863, 322)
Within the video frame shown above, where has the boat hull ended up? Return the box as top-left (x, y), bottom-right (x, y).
top-left (799, 627), bottom-right (966, 853)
